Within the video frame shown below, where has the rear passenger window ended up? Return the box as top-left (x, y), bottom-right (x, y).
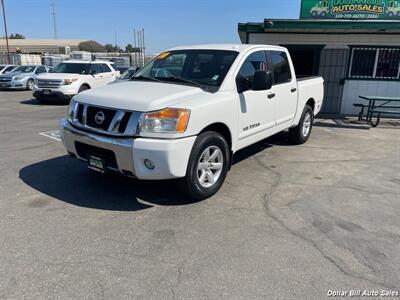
top-left (270, 51), bottom-right (292, 84)
top-left (90, 64), bottom-right (101, 74)
top-left (238, 51), bottom-right (268, 87)
top-left (100, 64), bottom-right (112, 73)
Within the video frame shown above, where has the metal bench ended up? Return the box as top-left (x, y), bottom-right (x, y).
top-left (370, 108), bottom-right (400, 127)
top-left (353, 103), bottom-right (367, 121)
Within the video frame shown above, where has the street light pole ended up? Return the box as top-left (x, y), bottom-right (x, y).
top-left (1, 0), bottom-right (10, 64)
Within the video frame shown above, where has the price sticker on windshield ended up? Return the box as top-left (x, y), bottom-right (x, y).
top-left (157, 52), bottom-right (170, 60)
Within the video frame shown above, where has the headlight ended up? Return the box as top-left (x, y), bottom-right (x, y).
top-left (14, 76), bottom-right (26, 81)
top-left (67, 99), bottom-right (77, 122)
top-left (64, 78), bottom-right (79, 85)
top-left (139, 108), bottom-right (190, 134)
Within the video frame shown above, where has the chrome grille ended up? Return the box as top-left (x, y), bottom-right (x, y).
top-left (0, 77), bottom-right (12, 82)
top-left (38, 79), bottom-right (63, 88)
top-left (70, 102), bottom-right (140, 136)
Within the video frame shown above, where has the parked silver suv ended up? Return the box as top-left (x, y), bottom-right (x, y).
top-left (0, 65), bottom-right (48, 90)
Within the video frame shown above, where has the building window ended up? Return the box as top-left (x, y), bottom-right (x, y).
top-left (349, 47), bottom-right (400, 80)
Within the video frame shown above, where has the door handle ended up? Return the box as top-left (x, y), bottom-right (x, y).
top-left (268, 93), bottom-right (275, 99)
top-left (291, 88), bottom-right (297, 93)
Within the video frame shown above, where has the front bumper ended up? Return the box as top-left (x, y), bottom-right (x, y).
top-left (60, 118), bottom-right (196, 180)
top-left (0, 79), bottom-right (27, 89)
top-left (33, 85), bottom-right (78, 101)
top-left (33, 90), bottom-right (72, 101)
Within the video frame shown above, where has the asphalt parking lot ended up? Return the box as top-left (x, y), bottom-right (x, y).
top-left (0, 90), bottom-right (399, 299)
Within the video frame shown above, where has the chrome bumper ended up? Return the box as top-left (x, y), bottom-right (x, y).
top-left (60, 118), bottom-right (135, 175)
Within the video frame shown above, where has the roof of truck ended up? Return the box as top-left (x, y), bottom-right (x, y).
top-left (169, 44), bottom-right (286, 52)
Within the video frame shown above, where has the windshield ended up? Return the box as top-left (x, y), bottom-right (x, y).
top-left (120, 69), bottom-right (136, 80)
top-left (50, 63), bottom-right (90, 74)
top-left (133, 50), bottom-right (239, 90)
top-left (12, 66), bottom-right (35, 73)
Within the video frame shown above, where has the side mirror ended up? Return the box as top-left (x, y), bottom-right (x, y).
top-left (236, 76), bottom-right (251, 94)
top-left (253, 70), bottom-right (273, 91)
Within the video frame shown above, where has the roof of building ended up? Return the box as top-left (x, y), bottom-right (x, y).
top-left (238, 19), bottom-right (400, 34)
top-left (0, 39), bottom-right (105, 53)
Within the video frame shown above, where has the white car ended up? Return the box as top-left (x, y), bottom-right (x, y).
top-left (60, 44), bottom-right (324, 199)
top-left (33, 60), bottom-right (120, 103)
top-left (0, 64), bottom-right (17, 74)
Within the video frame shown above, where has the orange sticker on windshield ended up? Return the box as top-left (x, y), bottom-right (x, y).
top-left (157, 52), bottom-right (170, 59)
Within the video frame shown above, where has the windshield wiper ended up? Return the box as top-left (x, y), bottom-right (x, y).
top-left (156, 76), bottom-right (207, 90)
top-left (130, 75), bottom-right (161, 82)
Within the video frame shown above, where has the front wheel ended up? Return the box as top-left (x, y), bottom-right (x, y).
top-left (26, 79), bottom-right (34, 90)
top-left (289, 105), bottom-right (314, 144)
top-left (179, 131), bottom-right (230, 200)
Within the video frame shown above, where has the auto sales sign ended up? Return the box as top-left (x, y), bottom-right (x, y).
top-left (300, 0), bottom-right (400, 19)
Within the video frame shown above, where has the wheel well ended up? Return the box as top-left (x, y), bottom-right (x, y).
top-left (80, 83), bottom-right (91, 90)
top-left (200, 123), bottom-right (232, 150)
top-left (306, 98), bottom-right (315, 112)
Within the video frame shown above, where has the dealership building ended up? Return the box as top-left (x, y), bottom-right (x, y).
top-left (0, 39), bottom-right (105, 55)
top-left (238, 0), bottom-right (400, 115)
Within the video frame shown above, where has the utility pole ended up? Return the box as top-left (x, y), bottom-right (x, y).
top-left (114, 30), bottom-right (117, 48)
top-left (142, 28), bottom-right (145, 64)
top-left (1, 0), bottom-right (10, 64)
top-left (51, 0), bottom-right (57, 39)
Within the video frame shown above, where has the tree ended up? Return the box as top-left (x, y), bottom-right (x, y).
top-left (2, 33), bottom-right (25, 39)
top-left (125, 44), bottom-right (141, 53)
top-left (104, 43), bottom-right (114, 52)
top-left (125, 43), bottom-right (134, 53)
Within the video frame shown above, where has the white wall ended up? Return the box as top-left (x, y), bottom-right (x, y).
top-left (341, 80), bottom-right (400, 115)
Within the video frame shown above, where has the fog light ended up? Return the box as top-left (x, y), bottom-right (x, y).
top-left (144, 159), bottom-right (155, 170)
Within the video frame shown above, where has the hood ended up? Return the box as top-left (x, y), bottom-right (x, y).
top-left (74, 81), bottom-right (205, 112)
top-left (0, 71), bottom-right (23, 78)
top-left (37, 73), bottom-right (78, 80)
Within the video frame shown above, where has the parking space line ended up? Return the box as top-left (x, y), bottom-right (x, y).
top-left (39, 130), bottom-right (62, 142)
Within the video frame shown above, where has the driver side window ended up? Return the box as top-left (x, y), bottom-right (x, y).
top-left (238, 51), bottom-right (268, 90)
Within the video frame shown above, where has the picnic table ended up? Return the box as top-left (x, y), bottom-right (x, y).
top-left (354, 96), bottom-right (400, 127)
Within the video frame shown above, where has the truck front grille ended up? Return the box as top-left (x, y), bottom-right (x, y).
top-left (37, 79), bottom-right (63, 88)
top-left (70, 103), bottom-right (140, 136)
top-left (86, 106), bottom-right (116, 131)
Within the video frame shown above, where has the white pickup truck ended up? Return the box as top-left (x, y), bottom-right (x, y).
top-left (33, 60), bottom-right (120, 103)
top-left (60, 44), bottom-right (324, 199)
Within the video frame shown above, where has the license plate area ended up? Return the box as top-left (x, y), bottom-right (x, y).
top-left (0, 83), bottom-right (7, 87)
top-left (88, 156), bottom-right (106, 173)
top-left (74, 142), bottom-right (118, 171)
top-left (43, 89), bottom-right (51, 95)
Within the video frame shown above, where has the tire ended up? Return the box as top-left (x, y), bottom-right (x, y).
top-left (26, 79), bottom-right (34, 90)
top-left (289, 105), bottom-right (314, 145)
top-left (78, 85), bottom-right (89, 93)
top-left (179, 131), bottom-right (230, 200)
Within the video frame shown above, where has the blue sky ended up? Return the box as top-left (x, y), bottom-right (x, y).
top-left (5, 0), bottom-right (301, 54)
